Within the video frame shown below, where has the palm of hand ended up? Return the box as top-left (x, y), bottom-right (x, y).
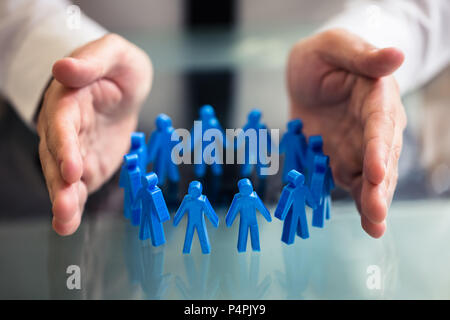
top-left (287, 33), bottom-right (406, 237)
top-left (37, 34), bottom-right (152, 235)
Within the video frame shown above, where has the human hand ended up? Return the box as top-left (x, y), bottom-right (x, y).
top-left (37, 34), bottom-right (153, 235)
top-left (287, 29), bottom-right (407, 238)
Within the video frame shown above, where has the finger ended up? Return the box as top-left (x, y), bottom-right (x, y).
top-left (383, 126), bottom-right (403, 207)
top-left (361, 178), bottom-right (388, 224)
top-left (318, 29), bottom-right (404, 78)
top-left (52, 34), bottom-right (128, 88)
top-left (52, 57), bottom-right (104, 88)
top-left (361, 215), bottom-right (386, 239)
top-left (362, 80), bottom-right (397, 185)
top-left (45, 96), bottom-right (83, 184)
top-left (52, 34), bottom-right (148, 92)
top-left (39, 137), bottom-right (81, 233)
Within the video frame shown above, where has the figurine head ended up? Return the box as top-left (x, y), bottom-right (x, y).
top-left (124, 154), bottom-right (139, 170)
top-left (199, 105), bottom-right (215, 120)
top-left (155, 113), bottom-right (172, 130)
top-left (131, 132), bottom-right (146, 150)
top-left (238, 178), bottom-right (254, 196)
top-left (313, 155), bottom-right (328, 174)
top-left (287, 170), bottom-right (305, 186)
top-left (141, 172), bottom-right (158, 189)
top-left (309, 135), bottom-right (323, 153)
top-left (287, 119), bottom-right (303, 133)
top-left (247, 109), bottom-right (262, 124)
top-left (188, 181), bottom-right (202, 197)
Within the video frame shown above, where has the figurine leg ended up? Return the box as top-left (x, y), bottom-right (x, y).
top-left (296, 209), bottom-right (309, 239)
top-left (124, 191), bottom-right (131, 219)
top-left (149, 211), bottom-right (166, 247)
top-left (131, 204), bottom-right (141, 226)
top-left (325, 196), bottom-right (331, 220)
top-left (249, 224), bottom-right (261, 251)
top-left (281, 208), bottom-right (297, 245)
top-left (182, 224), bottom-right (195, 254)
top-left (237, 222), bottom-right (249, 253)
top-left (196, 224), bottom-right (211, 254)
top-left (312, 200), bottom-right (325, 228)
top-left (139, 213), bottom-right (150, 241)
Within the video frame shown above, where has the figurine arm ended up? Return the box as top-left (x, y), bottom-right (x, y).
top-left (132, 188), bottom-right (143, 208)
top-left (274, 186), bottom-right (294, 221)
top-left (150, 189), bottom-right (170, 223)
top-left (255, 194), bottom-right (272, 222)
top-left (225, 195), bottom-right (240, 227)
top-left (297, 136), bottom-right (307, 167)
top-left (203, 197), bottom-right (219, 228)
top-left (173, 196), bottom-right (188, 226)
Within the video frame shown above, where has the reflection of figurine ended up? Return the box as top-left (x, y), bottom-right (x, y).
top-left (310, 155), bottom-right (335, 227)
top-left (279, 119), bottom-right (307, 183)
top-left (275, 245), bottom-right (309, 299)
top-left (275, 170), bottom-right (316, 243)
top-left (175, 255), bottom-right (220, 299)
top-left (147, 114), bottom-right (180, 186)
top-left (119, 154), bottom-right (142, 223)
top-left (238, 109), bottom-right (273, 179)
top-left (174, 181), bottom-right (219, 254)
top-left (226, 179), bottom-right (272, 252)
top-left (133, 173), bottom-right (170, 246)
top-left (192, 105), bottom-right (227, 178)
top-left (139, 248), bottom-right (171, 299)
top-left (225, 254), bottom-right (271, 299)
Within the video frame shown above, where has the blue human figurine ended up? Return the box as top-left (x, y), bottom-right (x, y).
top-left (305, 135), bottom-right (324, 184)
top-left (129, 132), bottom-right (147, 173)
top-left (274, 170), bottom-right (317, 244)
top-left (279, 119), bottom-right (307, 183)
top-left (191, 105), bottom-right (227, 178)
top-left (238, 109), bottom-right (273, 179)
top-left (147, 114), bottom-right (180, 186)
top-left (226, 178), bottom-right (272, 252)
top-left (311, 156), bottom-right (335, 228)
top-left (173, 181), bottom-right (219, 254)
top-left (119, 154), bottom-right (142, 224)
top-left (310, 155), bottom-right (335, 227)
top-left (133, 173), bottom-right (170, 246)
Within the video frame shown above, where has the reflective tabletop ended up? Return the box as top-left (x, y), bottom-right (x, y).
top-left (1, 26), bottom-right (450, 299)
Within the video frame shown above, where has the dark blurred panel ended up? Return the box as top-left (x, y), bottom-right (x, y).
top-left (184, 0), bottom-right (236, 29)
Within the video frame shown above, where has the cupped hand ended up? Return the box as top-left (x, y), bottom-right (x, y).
top-left (37, 34), bottom-right (153, 235)
top-left (287, 29), bottom-right (407, 238)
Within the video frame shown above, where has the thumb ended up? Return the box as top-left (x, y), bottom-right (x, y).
top-left (318, 29), bottom-right (404, 78)
top-left (52, 34), bottom-right (129, 88)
